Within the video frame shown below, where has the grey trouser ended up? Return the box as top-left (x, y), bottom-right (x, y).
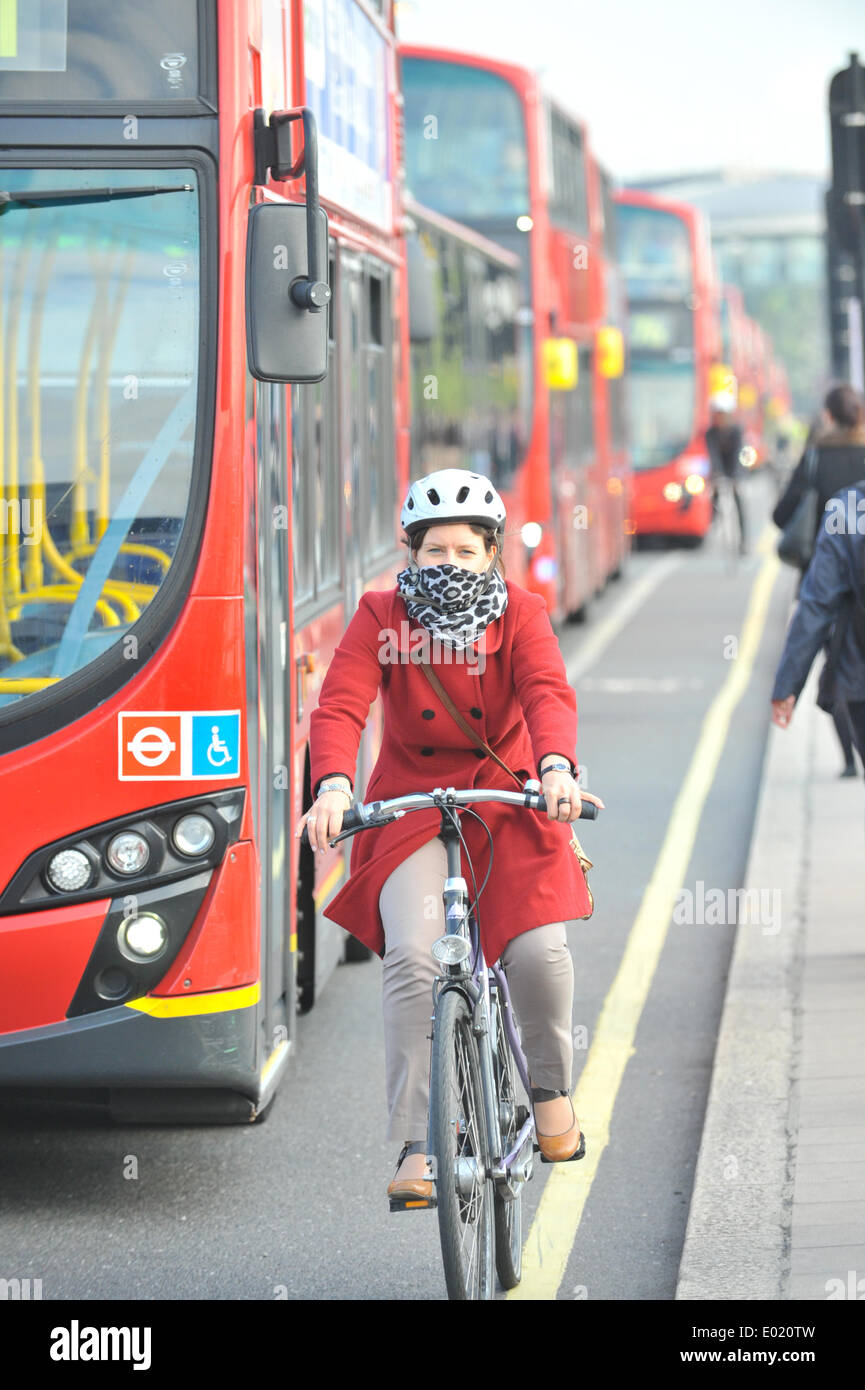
top-left (379, 834), bottom-right (574, 1141)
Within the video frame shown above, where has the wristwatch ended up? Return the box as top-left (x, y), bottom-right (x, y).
top-left (539, 758), bottom-right (576, 778)
top-left (316, 781), bottom-right (353, 800)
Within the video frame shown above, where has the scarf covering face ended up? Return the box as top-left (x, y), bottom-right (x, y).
top-left (395, 561), bottom-right (508, 651)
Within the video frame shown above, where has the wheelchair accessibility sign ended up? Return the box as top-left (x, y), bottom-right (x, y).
top-left (119, 711), bottom-right (241, 780)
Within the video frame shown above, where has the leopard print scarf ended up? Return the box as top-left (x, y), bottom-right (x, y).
top-left (395, 561), bottom-right (508, 651)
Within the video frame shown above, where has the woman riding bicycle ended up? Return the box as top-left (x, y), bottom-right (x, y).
top-left (293, 469), bottom-right (603, 1201)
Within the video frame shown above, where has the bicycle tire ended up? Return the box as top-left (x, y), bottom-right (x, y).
top-left (491, 989), bottom-right (523, 1289)
top-left (429, 987), bottom-right (495, 1301)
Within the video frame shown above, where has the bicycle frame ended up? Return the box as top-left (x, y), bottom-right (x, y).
top-left (429, 790), bottom-right (535, 1197)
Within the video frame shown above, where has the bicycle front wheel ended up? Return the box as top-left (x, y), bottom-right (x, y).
top-left (429, 987), bottom-right (495, 1301)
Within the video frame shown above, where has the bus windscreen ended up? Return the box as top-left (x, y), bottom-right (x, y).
top-left (401, 57), bottom-right (529, 222)
top-left (617, 203), bottom-right (693, 301)
top-left (0, 167), bottom-right (201, 707)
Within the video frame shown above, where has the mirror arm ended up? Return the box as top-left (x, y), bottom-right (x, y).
top-left (253, 106), bottom-right (332, 314)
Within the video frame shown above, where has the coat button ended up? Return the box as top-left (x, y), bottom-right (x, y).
top-left (473, 749), bottom-right (486, 759)
top-left (421, 747), bottom-right (435, 756)
top-left (422, 709), bottom-right (435, 719)
top-left (470, 707), bottom-right (482, 719)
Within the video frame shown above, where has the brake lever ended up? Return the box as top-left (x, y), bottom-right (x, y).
top-left (327, 809), bottom-right (403, 846)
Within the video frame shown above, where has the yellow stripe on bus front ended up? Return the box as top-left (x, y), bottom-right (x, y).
top-left (124, 982), bottom-right (261, 1018)
top-left (313, 858), bottom-right (345, 909)
top-left (289, 931), bottom-right (297, 953)
top-left (0, 0), bottom-right (16, 59)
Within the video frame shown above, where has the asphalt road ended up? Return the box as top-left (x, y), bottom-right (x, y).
top-left (0, 471), bottom-right (802, 1302)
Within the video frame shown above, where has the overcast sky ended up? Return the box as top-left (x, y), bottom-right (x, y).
top-left (395, 0), bottom-right (861, 181)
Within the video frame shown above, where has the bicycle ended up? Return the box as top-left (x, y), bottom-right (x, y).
top-left (302, 779), bottom-right (600, 1300)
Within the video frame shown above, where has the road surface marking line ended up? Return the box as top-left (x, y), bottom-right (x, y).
top-left (508, 542), bottom-right (781, 1300)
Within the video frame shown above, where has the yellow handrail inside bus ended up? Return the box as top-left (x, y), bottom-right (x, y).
top-left (0, 676), bottom-right (62, 693)
top-left (0, 220), bottom-right (177, 696)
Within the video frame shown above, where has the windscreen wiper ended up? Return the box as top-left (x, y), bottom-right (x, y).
top-left (0, 184), bottom-right (193, 213)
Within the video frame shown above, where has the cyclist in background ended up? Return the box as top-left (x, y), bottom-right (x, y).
top-left (705, 394), bottom-right (747, 554)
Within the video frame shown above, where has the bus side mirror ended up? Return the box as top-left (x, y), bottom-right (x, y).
top-left (407, 232), bottom-right (438, 344)
top-left (247, 106), bottom-right (330, 383)
top-left (246, 200), bottom-right (329, 382)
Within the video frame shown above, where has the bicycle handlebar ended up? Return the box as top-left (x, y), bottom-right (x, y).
top-left (300, 784), bottom-right (600, 850)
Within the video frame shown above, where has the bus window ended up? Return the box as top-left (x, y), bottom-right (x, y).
top-left (0, 0), bottom-right (210, 108)
top-left (618, 203), bottom-right (693, 301)
top-left (363, 267), bottom-right (396, 575)
top-left (548, 105), bottom-right (589, 238)
top-left (0, 165), bottom-right (203, 707)
top-left (401, 58), bottom-right (529, 222)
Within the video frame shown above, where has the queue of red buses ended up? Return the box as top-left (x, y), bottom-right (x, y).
top-left (399, 44), bottom-right (631, 623)
top-left (616, 188), bottom-right (792, 541)
top-left (0, 0), bottom-right (409, 1121)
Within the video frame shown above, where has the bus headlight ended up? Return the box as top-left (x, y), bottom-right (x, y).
top-left (739, 445), bottom-right (758, 469)
top-left (172, 814), bottom-right (216, 857)
top-left (663, 482), bottom-right (683, 502)
top-left (521, 521), bottom-right (543, 549)
top-left (46, 848), bottom-right (94, 893)
top-left (106, 831), bottom-right (151, 876)
top-left (431, 935), bottom-right (471, 966)
top-left (684, 474), bottom-right (706, 495)
top-left (117, 912), bottom-right (168, 962)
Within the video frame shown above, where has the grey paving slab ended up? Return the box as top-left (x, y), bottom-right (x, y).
top-left (676, 656), bottom-right (865, 1302)
top-left (790, 1245), bottom-right (865, 1274)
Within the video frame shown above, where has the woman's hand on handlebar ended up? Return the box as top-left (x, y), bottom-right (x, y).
top-left (293, 787), bottom-right (350, 852)
top-left (539, 769), bottom-right (605, 824)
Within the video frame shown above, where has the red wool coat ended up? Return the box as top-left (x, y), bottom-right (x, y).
top-left (308, 580), bottom-right (592, 963)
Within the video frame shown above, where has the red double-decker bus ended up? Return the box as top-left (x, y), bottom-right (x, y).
top-left (615, 189), bottom-right (718, 541)
top-left (0, 0), bottom-right (405, 1121)
top-left (399, 45), bottom-right (630, 622)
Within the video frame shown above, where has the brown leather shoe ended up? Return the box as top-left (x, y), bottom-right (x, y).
top-left (387, 1141), bottom-right (434, 1207)
top-left (531, 1087), bottom-right (586, 1163)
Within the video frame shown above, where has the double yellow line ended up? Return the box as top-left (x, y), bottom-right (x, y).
top-left (508, 537), bottom-right (782, 1299)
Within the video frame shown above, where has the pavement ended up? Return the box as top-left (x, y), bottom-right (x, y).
top-left (675, 656), bottom-right (865, 1301)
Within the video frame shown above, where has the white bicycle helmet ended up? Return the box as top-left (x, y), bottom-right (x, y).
top-left (710, 391), bottom-right (736, 413)
top-left (400, 469), bottom-right (506, 539)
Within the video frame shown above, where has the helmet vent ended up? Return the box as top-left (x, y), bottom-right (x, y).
top-left (484, 491), bottom-right (494, 504)
top-left (426, 488), bottom-right (441, 505)
top-left (406, 498), bottom-right (414, 510)
top-left (456, 486), bottom-right (470, 503)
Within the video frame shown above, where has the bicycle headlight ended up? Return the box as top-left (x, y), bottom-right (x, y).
top-left (431, 935), bottom-right (471, 966)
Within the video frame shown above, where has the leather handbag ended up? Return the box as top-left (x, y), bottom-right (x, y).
top-left (777, 446), bottom-right (818, 569)
top-left (417, 658), bottom-right (594, 918)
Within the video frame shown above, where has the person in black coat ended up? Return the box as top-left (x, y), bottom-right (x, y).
top-left (772, 479), bottom-right (865, 775)
top-left (705, 397), bottom-right (747, 552)
top-left (773, 384), bottom-right (865, 775)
